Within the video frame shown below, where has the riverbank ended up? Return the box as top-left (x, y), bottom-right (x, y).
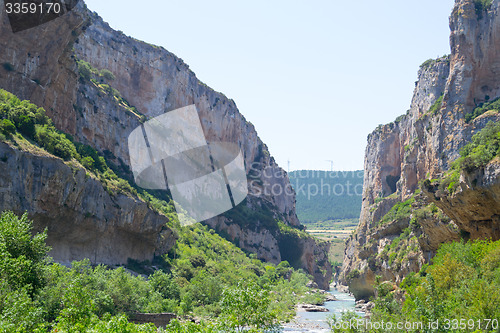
top-left (283, 288), bottom-right (363, 332)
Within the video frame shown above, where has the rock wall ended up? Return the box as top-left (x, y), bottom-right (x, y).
top-left (0, 141), bottom-right (175, 265)
top-left (340, 0), bottom-right (500, 299)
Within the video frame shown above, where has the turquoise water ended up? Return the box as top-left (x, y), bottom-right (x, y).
top-left (283, 289), bottom-right (363, 332)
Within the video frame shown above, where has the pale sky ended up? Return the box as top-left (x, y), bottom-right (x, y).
top-left (84, 0), bottom-right (455, 171)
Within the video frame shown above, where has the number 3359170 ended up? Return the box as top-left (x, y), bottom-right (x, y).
top-left (5, 2), bottom-right (61, 14)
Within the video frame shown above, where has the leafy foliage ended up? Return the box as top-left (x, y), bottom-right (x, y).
top-left (0, 211), bottom-right (321, 331)
top-left (0, 211), bottom-right (50, 296)
top-left (419, 55), bottom-right (449, 70)
top-left (456, 121), bottom-right (500, 172)
top-left (428, 95), bottom-right (443, 115)
top-left (475, 0), bottom-right (493, 18)
top-left (0, 89), bottom-right (323, 331)
top-left (369, 239), bottom-right (500, 332)
top-left (216, 282), bottom-right (281, 332)
top-left (378, 196), bottom-right (415, 225)
top-left (465, 97), bottom-right (500, 122)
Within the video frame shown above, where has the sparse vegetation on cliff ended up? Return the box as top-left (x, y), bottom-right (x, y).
top-left (428, 94), bottom-right (443, 115)
top-left (431, 121), bottom-right (500, 194)
top-left (465, 98), bottom-right (500, 123)
top-left (419, 55), bottom-right (449, 70)
top-left (475, 0), bottom-right (493, 18)
top-left (378, 196), bottom-right (415, 225)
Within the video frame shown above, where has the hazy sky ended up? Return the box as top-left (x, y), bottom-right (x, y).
top-left (84, 0), bottom-right (455, 171)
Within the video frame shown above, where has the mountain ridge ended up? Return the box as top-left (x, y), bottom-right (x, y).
top-left (339, 0), bottom-right (500, 299)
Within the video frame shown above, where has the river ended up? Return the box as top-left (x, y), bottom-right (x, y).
top-left (283, 289), bottom-right (364, 332)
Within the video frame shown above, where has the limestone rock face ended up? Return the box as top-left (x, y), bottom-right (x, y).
top-left (0, 0), bottom-right (331, 285)
top-left (424, 160), bottom-right (500, 240)
top-left (0, 142), bottom-right (175, 265)
top-left (339, 0), bottom-right (500, 299)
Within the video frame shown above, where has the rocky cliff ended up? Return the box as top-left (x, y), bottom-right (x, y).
top-left (340, 0), bottom-right (500, 299)
top-left (0, 0), bottom-right (331, 287)
top-left (0, 140), bottom-right (175, 265)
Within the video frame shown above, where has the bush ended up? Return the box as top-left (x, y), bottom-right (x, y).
top-left (369, 239), bottom-right (500, 330)
top-left (0, 119), bottom-right (15, 135)
top-left (35, 125), bottom-right (77, 160)
top-left (455, 121), bottom-right (500, 172)
top-left (0, 211), bottom-right (50, 296)
top-left (465, 97), bottom-right (500, 122)
top-left (100, 69), bottom-right (116, 81)
top-left (379, 197), bottom-right (415, 225)
top-left (81, 156), bottom-right (95, 169)
top-left (474, 0), bottom-right (493, 18)
top-left (428, 95), bottom-right (443, 114)
top-left (217, 282), bottom-right (281, 332)
top-left (77, 60), bottom-right (92, 81)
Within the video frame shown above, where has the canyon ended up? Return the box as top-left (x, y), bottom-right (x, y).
top-left (0, 0), bottom-right (331, 287)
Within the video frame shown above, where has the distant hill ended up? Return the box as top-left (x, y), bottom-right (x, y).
top-left (289, 170), bottom-right (363, 223)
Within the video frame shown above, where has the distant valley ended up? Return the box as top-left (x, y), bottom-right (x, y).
top-left (289, 170), bottom-right (363, 265)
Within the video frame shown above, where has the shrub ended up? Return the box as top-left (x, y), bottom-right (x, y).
top-left (100, 69), bottom-right (116, 81)
top-left (456, 121), bottom-right (500, 172)
top-left (474, 0), bottom-right (493, 18)
top-left (77, 60), bottom-right (92, 81)
top-left (428, 95), bottom-right (443, 114)
top-left (465, 97), bottom-right (500, 122)
top-left (217, 282), bottom-right (281, 332)
top-left (0, 211), bottom-right (50, 296)
top-left (81, 156), bottom-right (95, 170)
top-left (370, 239), bottom-right (500, 329)
top-left (0, 119), bottom-right (15, 135)
top-left (346, 269), bottom-right (360, 280)
top-left (379, 197), bottom-right (415, 225)
top-left (35, 125), bottom-right (77, 160)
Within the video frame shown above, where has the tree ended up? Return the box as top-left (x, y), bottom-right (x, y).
top-left (217, 282), bottom-right (282, 333)
top-left (0, 211), bottom-right (50, 296)
top-left (100, 69), bottom-right (116, 81)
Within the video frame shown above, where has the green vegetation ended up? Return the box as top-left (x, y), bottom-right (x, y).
top-left (378, 227), bottom-right (419, 270)
top-left (378, 196), bottom-right (415, 225)
top-left (0, 89), bottom-right (76, 160)
top-left (329, 239), bottom-right (500, 332)
top-left (419, 55), bottom-right (449, 70)
top-left (0, 89), bottom-right (142, 198)
top-left (428, 94), bottom-right (443, 115)
top-left (433, 121), bottom-right (500, 194)
top-left (77, 60), bottom-right (115, 83)
top-left (462, 118), bottom-right (499, 171)
top-left (0, 211), bottom-right (158, 332)
top-left (0, 88), bottom-right (327, 331)
top-left (0, 209), bottom-right (325, 332)
top-left (76, 60), bottom-right (142, 119)
top-left (2, 62), bottom-right (14, 72)
top-left (465, 97), bottom-right (500, 123)
top-left (289, 170), bottom-right (363, 223)
top-left (371, 239), bottom-right (500, 332)
top-left (475, 0), bottom-right (493, 18)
